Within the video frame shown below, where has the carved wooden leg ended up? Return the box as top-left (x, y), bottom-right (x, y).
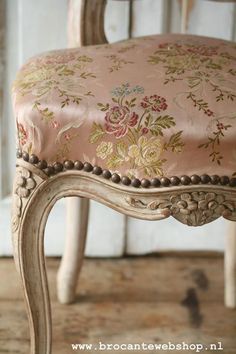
top-left (12, 166), bottom-right (52, 354)
top-left (57, 197), bottom-right (89, 304)
top-left (225, 221), bottom-right (236, 308)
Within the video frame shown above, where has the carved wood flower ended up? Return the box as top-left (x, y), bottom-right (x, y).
top-left (15, 168), bottom-right (36, 198)
top-left (170, 192), bottom-right (235, 225)
top-left (12, 168), bottom-right (36, 233)
top-left (171, 193), bottom-right (197, 215)
top-left (126, 191), bottom-right (235, 226)
top-left (170, 192), bottom-right (229, 215)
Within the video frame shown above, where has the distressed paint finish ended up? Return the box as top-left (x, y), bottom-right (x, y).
top-left (12, 158), bottom-right (236, 324)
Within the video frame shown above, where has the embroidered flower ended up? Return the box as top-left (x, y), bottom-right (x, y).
top-left (216, 122), bottom-right (231, 130)
top-left (17, 123), bottom-right (28, 146)
top-left (96, 141), bottom-right (113, 159)
top-left (141, 95), bottom-right (167, 112)
top-left (128, 136), bottom-right (162, 167)
top-left (22, 67), bottom-right (52, 88)
top-left (111, 83), bottom-right (144, 97)
top-left (64, 133), bottom-right (71, 141)
top-left (36, 51), bottom-right (77, 65)
top-left (206, 109), bottom-right (214, 117)
top-left (186, 45), bottom-right (217, 57)
top-left (91, 83), bottom-right (184, 176)
top-left (105, 106), bottom-right (138, 138)
top-left (158, 42), bottom-right (169, 49)
top-left (142, 127), bottom-right (149, 135)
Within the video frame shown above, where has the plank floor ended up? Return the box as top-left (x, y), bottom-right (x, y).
top-left (0, 255), bottom-right (235, 353)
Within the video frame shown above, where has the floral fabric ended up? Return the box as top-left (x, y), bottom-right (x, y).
top-left (12, 34), bottom-right (236, 179)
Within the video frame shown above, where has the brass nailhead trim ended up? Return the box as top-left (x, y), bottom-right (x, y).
top-left (16, 150), bottom-right (236, 189)
top-left (190, 175), bottom-right (201, 184)
top-left (64, 160), bottom-right (74, 170)
top-left (37, 160), bottom-right (47, 170)
top-left (74, 161), bottom-right (84, 170)
top-left (141, 178), bottom-right (151, 188)
top-left (102, 169), bottom-right (111, 179)
top-left (180, 175), bottom-right (191, 185)
top-left (201, 174), bottom-right (211, 184)
top-left (151, 178), bottom-right (161, 187)
top-left (170, 176), bottom-right (180, 186)
top-left (83, 162), bottom-right (93, 172)
top-left (160, 177), bottom-right (170, 187)
top-left (111, 173), bottom-right (121, 184)
top-left (54, 162), bottom-right (63, 172)
top-left (93, 166), bottom-right (103, 175)
top-left (220, 176), bottom-right (229, 185)
top-left (121, 176), bottom-right (131, 186)
top-left (29, 154), bottom-right (39, 164)
top-left (131, 178), bottom-right (141, 188)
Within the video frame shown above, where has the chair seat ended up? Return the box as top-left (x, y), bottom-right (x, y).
top-left (13, 34), bottom-right (236, 182)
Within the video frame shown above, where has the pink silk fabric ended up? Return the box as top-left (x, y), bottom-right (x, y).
top-left (12, 34), bottom-right (236, 179)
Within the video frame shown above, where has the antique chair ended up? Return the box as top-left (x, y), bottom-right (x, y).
top-left (11, 0), bottom-right (236, 353)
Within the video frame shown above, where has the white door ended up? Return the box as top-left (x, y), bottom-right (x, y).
top-left (0, 0), bottom-right (235, 256)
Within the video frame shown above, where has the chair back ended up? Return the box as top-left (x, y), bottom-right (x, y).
top-left (68, 0), bottom-right (236, 47)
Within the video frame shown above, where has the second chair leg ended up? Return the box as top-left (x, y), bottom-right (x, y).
top-left (225, 221), bottom-right (236, 308)
top-left (57, 197), bottom-right (90, 304)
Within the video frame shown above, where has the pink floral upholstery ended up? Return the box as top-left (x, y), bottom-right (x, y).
top-left (12, 34), bottom-right (236, 179)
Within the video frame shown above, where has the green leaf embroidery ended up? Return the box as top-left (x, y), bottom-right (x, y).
top-left (198, 122), bottom-right (232, 165)
top-left (33, 101), bottom-right (54, 122)
top-left (164, 131), bottom-right (184, 153)
top-left (97, 103), bottom-right (109, 111)
top-left (107, 154), bottom-right (124, 169)
top-left (143, 159), bottom-right (167, 177)
top-left (80, 72), bottom-right (96, 79)
top-left (116, 141), bottom-right (127, 159)
top-left (148, 115), bottom-right (176, 136)
top-left (57, 66), bottom-right (75, 76)
top-left (89, 123), bottom-right (105, 144)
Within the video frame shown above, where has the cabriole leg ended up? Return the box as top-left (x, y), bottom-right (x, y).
top-left (12, 166), bottom-right (52, 354)
top-left (225, 221), bottom-right (236, 308)
top-left (57, 197), bottom-right (89, 304)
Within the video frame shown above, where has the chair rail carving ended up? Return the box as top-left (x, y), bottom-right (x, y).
top-left (126, 191), bottom-right (236, 226)
top-left (11, 160), bottom-right (236, 231)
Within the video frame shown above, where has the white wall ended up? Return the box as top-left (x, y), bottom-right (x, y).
top-left (0, 0), bottom-right (235, 256)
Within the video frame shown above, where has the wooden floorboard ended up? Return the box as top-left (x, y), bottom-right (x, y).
top-left (0, 255), bottom-right (235, 353)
